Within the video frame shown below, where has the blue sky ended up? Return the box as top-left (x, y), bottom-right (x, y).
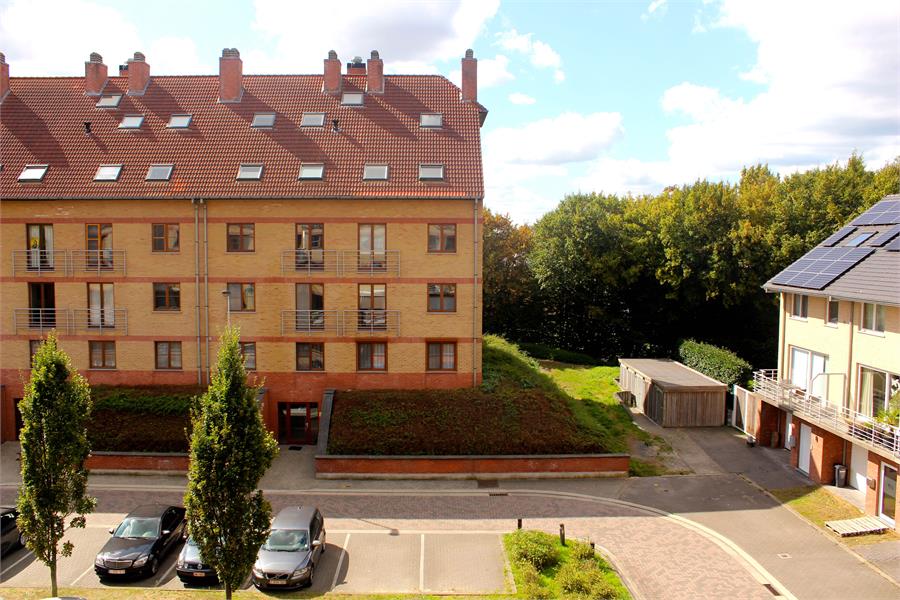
top-left (2, 0), bottom-right (898, 222)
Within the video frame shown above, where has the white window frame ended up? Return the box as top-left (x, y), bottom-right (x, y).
top-left (790, 293), bottom-right (809, 320)
top-left (237, 164), bottom-right (264, 180)
top-left (420, 113), bottom-right (443, 128)
top-left (300, 112), bottom-right (326, 127)
top-left (363, 164), bottom-right (388, 180)
top-left (118, 114), bottom-right (145, 129)
top-left (146, 164), bottom-right (174, 181)
top-left (298, 163), bottom-right (325, 180)
top-left (95, 94), bottom-right (122, 108)
top-left (418, 164), bottom-right (445, 181)
top-left (167, 114), bottom-right (192, 128)
top-left (18, 165), bottom-right (49, 182)
top-left (341, 92), bottom-right (364, 106)
top-left (861, 303), bottom-right (886, 334)
top-left (857, 364), bottom-right (900, 418)
top-left (251, 113), bottom-right (276, 128)
top-left (789, 346), bottom-right (828, 399)
top-left (94, 164), bottom-right (123, 182)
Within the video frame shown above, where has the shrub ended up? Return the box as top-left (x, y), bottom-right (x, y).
top-left (518, 562), bottom-right (552, 600)
top-left (677, 339), bottom-right (752, 388)
top-left (569, 540), bottom-right (596, 561)
top-left (519, 342), bottom-right (597, 366)
top-left (92, 386), bottom-right (199, 415)
top-left (506, 530), bottom-right (559, 570)
top-left (557, 560), bottom-right (619, 599)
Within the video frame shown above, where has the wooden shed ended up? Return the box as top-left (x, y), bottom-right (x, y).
top-left (618, 358), bottom-right (727, 427)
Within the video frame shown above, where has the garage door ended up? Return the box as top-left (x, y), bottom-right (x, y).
top-left (850, 444), bottom-right (868, 491)
top-left (798, 423), bottom-right (812, 474)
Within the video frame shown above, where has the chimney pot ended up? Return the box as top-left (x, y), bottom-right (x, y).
top-left (367, 50), bottom-right (384, 94)
top-left (132, 51), bottom-right (145, 62)
top-left (90, 52), bottom-right (103, 63)
top-left (219, 47), bottom-right (243, 103)
top-left (84, 52), bottom-right (108, 96)
top-left (370, 50), bottom-right (379, 59)
top-left (461, 49), bottom-right (477, 102)
top-left (323, 50), bottom-right (342, 94)
top-left (127, 51), bottom-right (150, 95)
top-left (328, 50), bottom-right (338, 60)
top-left (347, 56), bottom-right (366, 75)
top-left (0, 52), bottom-right (8, 101)
top-left (119, 64), bottom-right (128, 76)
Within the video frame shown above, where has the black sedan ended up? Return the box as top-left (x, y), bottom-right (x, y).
top-left (94, 504), bottom-right (186, 579)
top-left (1, 506), bottom-right (25, 556)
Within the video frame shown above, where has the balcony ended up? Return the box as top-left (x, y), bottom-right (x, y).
top-left (341, 251), bottom-right (400, 276)
top-left (70, 250), bottom-right (127, 275)
top-left (12, 250), bottom-right (70, 276)
top-left (13, 308), bottom-right (71, 334)
top-left (70, 308), bottom-right (129, 335)
top-left (280, 310), bottom-right (341, 335)
top-left (280, 250), bottom-right (340, 275)
top-left (753, 369), bottom-right (900, 458)
top-left (341, 309), bottom-right (400, 336)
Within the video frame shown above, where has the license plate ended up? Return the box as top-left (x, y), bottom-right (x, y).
top-left (268, 579), bottom-right (286, 585)
top-left (109, 569), bottom-right (126, 575)
top-left (192, 572), bottom-right (206, 577)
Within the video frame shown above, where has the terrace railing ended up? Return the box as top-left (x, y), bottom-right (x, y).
top-left (280, 250), bottom-right (340, 275)
top-left (280, 310), bottom-right (341, 335)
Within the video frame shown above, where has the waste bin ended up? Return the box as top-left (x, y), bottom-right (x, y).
top-left (834, 464), bottom-right (847, 487)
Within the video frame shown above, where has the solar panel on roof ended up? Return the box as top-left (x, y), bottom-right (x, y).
top-left (821, 225), bottom-right (856, 247)
top-left (769, 246), bottom-right (874, 290)
top-left (868, 224), bottom-right (900, 247)
top-left (887, 237), bottom-right (900, 252)
top-left (850, 200), bottom-right (900, 226)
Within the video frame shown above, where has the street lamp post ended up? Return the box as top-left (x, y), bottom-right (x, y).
top-left (221, 288), bottom-right (231, 327)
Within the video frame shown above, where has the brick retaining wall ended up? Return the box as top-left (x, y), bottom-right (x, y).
top-left (86, 452), bottom-right (189, 471)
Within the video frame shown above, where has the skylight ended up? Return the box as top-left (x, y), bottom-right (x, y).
top-left (845, 232), bottom-right (875, 247)
top-left (251, 113), bottom-right (276, 128)
top-left (420, 113), bottom-right (443, 128)
top-left (118, 114), bottom-right (145, 129)
top-left (18, 165), bottom-right (49, 182)
top-left (237, 164), bottom-right (264, 180)
top-left (341, 92), bottom-right (364, 106)
top-left (95, 94), bottom-right (122, 108)
top-left (94, 165), bottom-right (123, 181)
top-left (419, 164), bottom-right (445, 180)
top-left (363, 164), bottom-right (388, 180)
top-left (146, 164), bottom-right (174, 181)
top-left (300, 112), bottom-right (326, 127)
top-left (167, 114), bottom-right (192, 128)
top-left (299, 164), bottom-right (325, 180)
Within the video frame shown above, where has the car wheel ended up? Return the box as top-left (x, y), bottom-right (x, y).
top-left (17, 532), bottom-right (26, 549)
top-left (307, 563), bottom-right (316, 588)
top-left (149, 556), bottom-right (159, 576)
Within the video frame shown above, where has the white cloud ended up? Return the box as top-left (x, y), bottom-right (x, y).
top-left (448, 54), bottom-right (513, 89)
top-left (508, 92), bottom-right (536, 105)
top-left (642, 0), bottom-right (669, 21)
top-left (495, 28), bottom-right (565, 83)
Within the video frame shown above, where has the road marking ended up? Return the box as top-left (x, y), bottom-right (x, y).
top-left (157, 555), bottom-right (178, 586)
top-left (0, 549), bottom-right (34, 578)
top-left (330, 533), bottom-right (350, 591)
top-left (419, 533), bottom-right (425, 592)
top-left (71, 563), bottom-right (95, 586)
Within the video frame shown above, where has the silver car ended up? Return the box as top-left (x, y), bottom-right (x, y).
top-left (252, 506), bottom-right (325, 590)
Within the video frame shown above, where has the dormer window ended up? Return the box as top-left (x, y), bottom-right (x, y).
top-left (301, 112), bottom-right (326, 127)
top-left (420, 113), bottom-right (443, 128)
top-left (118, 114), bottom-right (145, 129)
top-left (251, 113), bottom-right (276, 128)
top-left (167, 114), bottom-right (192, 129)
top-left (363, 164), bottom-right (388, 180)
top-left (341, 92), bottom-right (364, 106)
top-left (94, 164), bottom-right (122, 181)
top-left (146, 164), bottom-right (174, 181)
top-left (237, 164), bottom-right (264, 180)
top-left (18, 165), bottom-right (49, 182)
top-left (299, 163), bottom-right (325, 180)
top-left (95, 94), bottom-right (122, 108)
top-left (419, 164), bottom-right (445, 181)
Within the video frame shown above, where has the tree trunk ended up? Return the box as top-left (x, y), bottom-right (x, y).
top-left (50, 560), bottom-right (57, 598)
top-left (225, 581), bottom-right (232, 600)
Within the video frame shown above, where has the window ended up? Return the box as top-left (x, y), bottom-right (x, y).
top-left (87, 283), bottom-right (115, 327)
top-left (26, 224), bottom-right (55, 270)
top-left (862, 303), bottom-right (886, 333)
top-left (295, 223), bottom-right (325, 270)
top-left (418, 164), bottom-right (445, 180)
top-left (845, 232), bottom-right (874, 247)
top-left (153, 283), bottom-right (180, 311)
top-left (428, 283), bottom-right (457, 312)
top-left (18, 165), bottom-right (48, 182)
top-left (118, 114), bottom-right (144, 129)
top-left (428, 224), bottom-right (456, 253)
top-left (790, 294), bottom-right (808, 319)
top-left (789, 346), bottom-right (827, 398)
top-left (94, 164), bottom-right (122, 181)
top-left (296, 343), bottom-right (324, 371)
top-left (827, 299), bottom-right (839, 326)
top-left (155, 341), bottom-right (182, 369)
top-left (357, 342), bottom-right (386, 371)
top-left (358, 284), bottom-right (386, 330)
top-left (427, 342), bottom-right (457, 371)
top-left (89, 341), bottom-right (116, 369)
top-left (359, 224), bottom-right (387, 271)
top-left (227, 223), bottom-right (255, 252)
top-left (300, 112), bottom-right (325, 127)
top-left (296, 283), bottom-right (325, 330)
top-left (29, 340), bottom-right (42, 365)
top-left (167, 114), bottom-right (192, 128)
top-left (95, 94), bottom-right (122, 108)
top-left (85, 223), bottom-right (113, 269)
top-left (227, 283), bottom-right (255, 311)
top-left (341, 92), bottom-right (364, 106)
top-left (146, 164), bottom-right (173, 181)
top-left (152, 223), bottom-right (179, 252)
top-left (420, 113), bottom-right (443, 128)
top-left (299, 163), bottom-right (325, 180)
top-left (240, 342), bottom-right (256, 370)
top-left (363, 164), bottom-right (388, 180)
top-left (236, 164), bottom-right (263, 180)
top-left (251, 113), bottom-right (276, 128)
top-left (859, 366), bottom-right (900, 418)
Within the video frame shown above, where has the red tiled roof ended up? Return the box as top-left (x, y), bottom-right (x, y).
top-left (0, 74), bottom-right (484, 200)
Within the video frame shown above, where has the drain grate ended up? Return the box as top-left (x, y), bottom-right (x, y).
top-left (776, 553), bottom-right (791, 559)
top-left (763, 583), bottom-right (780, 596)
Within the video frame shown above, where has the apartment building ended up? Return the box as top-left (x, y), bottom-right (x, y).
top-left (734, 196), bottom-right (899, 528)
top-left (0, 48), bottom-right (486, 446)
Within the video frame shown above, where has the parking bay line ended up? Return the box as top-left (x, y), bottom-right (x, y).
top-left (156, 556), bottom-right (178, 586)
top-left (0, 549), bottom-right (34, 579)
top-left (71, 563), bottom-right (96, 587)
top-left (330, 533), bottom-right (350, 591)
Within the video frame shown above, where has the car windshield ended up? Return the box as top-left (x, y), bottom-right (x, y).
top-left (262, 529), bottom-right (309, 552)
top-left (114, 517), bottom-right (160, 539)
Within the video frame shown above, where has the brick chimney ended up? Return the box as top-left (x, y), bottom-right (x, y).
top-left (461, 49), bottom-right (477, 102)
top-left (127, 52), bottom-right (150, 95)
top-left (323, 50), bottom-right (341, 94)
top-left (367, 50), bottom-right (383, 94)
top-left (218, 48), bottom-right (242, 103)
top-left (347, 56), bottom-right (366, 75)
top-left (0, 53), bottom-right (9, 102)
top-left (84, 52), bottom-right (108, 96)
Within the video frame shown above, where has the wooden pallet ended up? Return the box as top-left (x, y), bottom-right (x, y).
top-left (824, 516), bottom-right (889, 537)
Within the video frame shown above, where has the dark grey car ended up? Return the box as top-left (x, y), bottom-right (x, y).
top-left (252, 506), bottom-right (325, 590)
top-left (1, 507), bottom-right (25, 556)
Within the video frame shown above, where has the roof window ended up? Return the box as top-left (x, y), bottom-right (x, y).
top-left (363, 164), bottom-right (388, 180)
top-left (845, 232), bottom-right (874, 247)
top-left (146, 164), bottom-right (174, 181)
top-left (341, 92), bottom-right (364, 106)
top-left (167, 114), bottom-right (192, 128)
top-left (298, 163), bottom-right (325, 180)
top-left (95, 94), bottom-right (122, 108)
top-left (251, 113), bottom-right (276, 128)
top-left (18, 165), bottom-right (49, 182)
top-left (301, 112), bottom-right (326, 127)
top-left (420, 113), bottom-right (443, 128)
top-left (118, 114), bottom-right (145, 129)
top-left (419, 164), bottom-right (445, 181)
top-left (237, 164), bottom-right (264, 180)
top-left (94, 164), bottom-right (123, 182)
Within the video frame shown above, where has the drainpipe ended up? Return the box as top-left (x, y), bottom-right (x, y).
top-left (472, 196), bottom-right (480, 387)
top-left (846, 301), bottom-right (855, 411)
top-left (202, 200), bottom-right (210, 384)
top-left (777, 293), bottom-right (787, 378)
top-left (192, 199), bottom-right (202, 385)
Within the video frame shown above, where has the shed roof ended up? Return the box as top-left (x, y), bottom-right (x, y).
top-left (618, 358), bottom-right (727, 392)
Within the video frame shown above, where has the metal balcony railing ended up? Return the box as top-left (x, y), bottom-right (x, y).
top-left (342, 309), bottom-right (400, 336)
top-left (753, 369), bottom-right (900, 458)
top-left (70, 250), bottom-right (127, 275)
top-left (12, 250), bottom-right (69, 275)
top-left (340, 250), bottom-right (400, 276)
top-left (280, 250), bottom-right (340, 275)
top-left (13, 308), bottom-right (71, 334)
top-left (70, 308), bottom-right (128, 335)
top-left (280, 310), bottom-right (341, 335)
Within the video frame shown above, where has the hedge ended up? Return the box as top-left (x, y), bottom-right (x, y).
top-left (677, 339), bottom-right (752, 388)
top-left (88, 386), bottom-right (200, 452)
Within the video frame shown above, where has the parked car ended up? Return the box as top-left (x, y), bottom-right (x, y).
top-left (1, 506), bottom-right (25, 556)
top-left (94, 504), bottom-right (186, 579)
top-left (252, 506), bottom-right (325, 590)
top-left (175, 536), bottom-right (218, 584)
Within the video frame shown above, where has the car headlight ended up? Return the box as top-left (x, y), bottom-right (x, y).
top-left (133, 555), bottom-right (148, 567)
top-left (291, 565), bottom-right (310, 578)
top-left (95, 555), bottom-right (106, 567)
top-left (252, 567), bottom-right (264, 578)
top-left (176, 556), bottom-right (184, 568)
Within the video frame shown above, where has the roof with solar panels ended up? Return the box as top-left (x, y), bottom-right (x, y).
top-left (764, 194), bottom-right (900, 306)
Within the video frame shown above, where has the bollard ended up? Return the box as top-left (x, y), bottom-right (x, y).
top-left (517, 518), bottom-right (522, 530)
top-left (559, 523), bottom-right (566, 546)
top-left (590, 541), bottom-right (595, 551)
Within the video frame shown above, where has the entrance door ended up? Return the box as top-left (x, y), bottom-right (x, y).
top-left (277, 403), bottom-right (319, 445)
top-left (798, 423), bottom-right (812, 474)
top-left (850, 444), bottom-right (868, 491)
top-left (880, 463), bottom-right (897, 526)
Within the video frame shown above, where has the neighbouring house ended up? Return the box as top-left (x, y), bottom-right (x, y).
top-left (0, 48), bottom-right (486, 447)
top-left (734, 195), bottom-right (899, 529)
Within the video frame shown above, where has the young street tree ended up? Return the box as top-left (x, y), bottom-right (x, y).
top-left (17, 334), bottom-right (96, 597)
top-left (185, 327), bottom-right (278, 600)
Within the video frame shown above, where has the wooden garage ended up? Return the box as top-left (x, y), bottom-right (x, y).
top-left (618, 358), bottom-right (727, 427)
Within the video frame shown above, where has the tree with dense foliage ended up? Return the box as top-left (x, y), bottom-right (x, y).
top-left (17, 334), bottom-right (96, 597)
top-left (184, 327), bottom-right (278, 600)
